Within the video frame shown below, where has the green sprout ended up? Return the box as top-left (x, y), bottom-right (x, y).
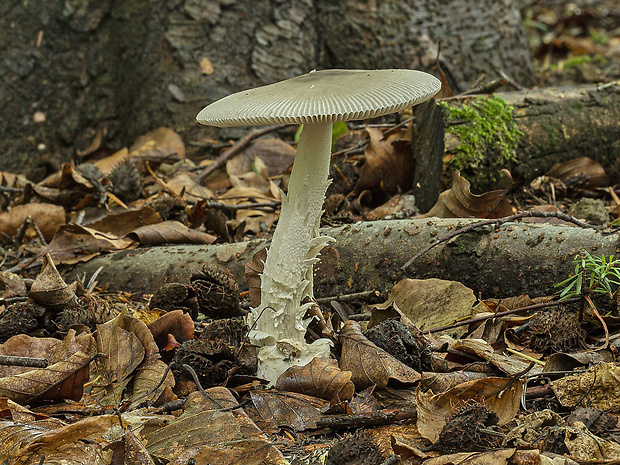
top-left (556, 251), bottom-right (620, 300)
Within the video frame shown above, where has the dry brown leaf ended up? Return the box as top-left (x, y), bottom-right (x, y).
top-left (0, 203), bottom-right (65, 242)
top-left (451, 339), bottom-right (541, 376)
top-left (355, 127), bottom-right (415, 195)
top-left (375, 278), bottom-right (477, 336)
top-left (552, 362), bottom-right (620, 412)
top-left (545, 156), bottom-right (608, 188)
top-left (0, 334), bottom-right (72, 378)
top-left (42, 223), bottom-right (135, 264)
top-left (426, 170), bottom-right (513, 218)
top-left (89, 311), bottom-right (147, 406)
top-left (7, 415), bottom-right (118, 464)
top-left (245, 248), bottom-right (266, 308)
top-left (86, 206), bottom-right (162, 237)
top-left (275, 357), bottom-right (355, 402)
top-left (226, 138), bottom-right (296, 179)
top-left (339, 320), bottom-right (421, 390)
top-left (130, 127), bottom-right (186, 160)
top-left (127, 220), bottom-right (216, 246)
top-left (94, 147), bottom-right (131, 175)
top-left (142, 388), bottom-right (287, 464)
top-left (416, 376), bottom-right (524, 443)
top-left (423, 448), bottom-right (534, 465)
top-left (0, 271), bottom-right (27, 299)
top-left (167, 173), bottom-right (214, 202)
top-left (250, 389), bottom-right (328, 431)
top-left (0, 331), bottom-right (95, 404)
top-left (124, 426), bottom-right (156, 464)
top-left (147, 310), bottom-right (195, 352)
top-left (28, 253), bottom-right (78, 311)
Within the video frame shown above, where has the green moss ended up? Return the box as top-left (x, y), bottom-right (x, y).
top-left (439, 95), bottom-right (523, 187)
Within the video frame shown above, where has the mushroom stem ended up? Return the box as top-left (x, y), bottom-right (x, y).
top-left (248, 121), bottom-right (335, 381)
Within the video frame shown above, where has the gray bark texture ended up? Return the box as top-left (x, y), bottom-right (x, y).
top-left (1, 0), bottom-right (534, 179)
top-left (64, 218), bottom-right (619, 299)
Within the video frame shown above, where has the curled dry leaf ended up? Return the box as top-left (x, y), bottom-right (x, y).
top-left (375, 278), bottom-right (477, 335)
top-left (127, 220), bottom-right (216, 246)
top-left (0, 331), bottom-right (95, 404)
top-left (355, 127), bottom-right (415, 195)
top-left (28, 254), bottom-right (78, 311)
top-left (339, 320), bottom-right (421, 390)
top-left (130, 126), bottom-right (186, 160)
top-left (147, 310), bottom-right (195, 353)
top-left (0, 203), bottom-right (65, 242)
top-left (167, 173), bottom-right (214, 203)
top-left (42, 223), bottom-right (134, 265)
top-left (416, 376), bottom-right (524, 443)
top-left (426, 170), bottom-right (513, 219)
top-left (552, 362), bottom-right (620, 412)
top-left (86, 206), bottom-right (162, 237)
top-left (143, 389), bottom-right (288, 464)
top-left (226, 138), bottom-right (296, 178)
top-left (276, 357), bottom-right (355, 402)
top-left (250, 389), bottom-right (328, 431)
top-left (545, 156), bottom-right (608, 188)
top-left (245, 248), bottom-right (267, 308)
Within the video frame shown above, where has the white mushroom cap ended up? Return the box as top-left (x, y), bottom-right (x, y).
top-left (197, 69), bottom-right (441, 127)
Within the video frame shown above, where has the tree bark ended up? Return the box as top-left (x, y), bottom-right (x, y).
top-left (417, 83), bottom-right (620, 196)
top-left (1, 0), bottom-right (534, 179)
top-left (64, 218), bottom-right (620, 300)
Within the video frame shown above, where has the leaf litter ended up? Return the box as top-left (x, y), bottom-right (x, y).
top-left (1, 4), bottom-right (620, 463)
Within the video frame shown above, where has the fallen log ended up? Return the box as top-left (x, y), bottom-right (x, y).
top-left (64, 218), bottom-right (620, 299)
top-left (429, 82), bottom-right (620, 194)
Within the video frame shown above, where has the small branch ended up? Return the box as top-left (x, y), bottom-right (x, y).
top-left (316, 290), bottom-right (382, 305)
top-left (401, 211), bottom-right (598, 271)
top-left (200, 199), bottom-right (281, 212)
top-left (0, 355), bottom-right (48, 368)
top-left (194, 124), bottom-right (288, 182)
top-left (426, 297), bottom-right (581, 334)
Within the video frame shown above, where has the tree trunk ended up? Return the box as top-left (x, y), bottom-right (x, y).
top-left (64, 218), bottom-right (619, 300)
top-left (0, 0), bottom-right (534, 180)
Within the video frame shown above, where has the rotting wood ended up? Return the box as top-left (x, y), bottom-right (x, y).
top-left (64, 217), bottom-right (620, 299)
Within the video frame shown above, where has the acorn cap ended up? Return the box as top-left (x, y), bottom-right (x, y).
top-left (197, 69), bottom-right (441, 128)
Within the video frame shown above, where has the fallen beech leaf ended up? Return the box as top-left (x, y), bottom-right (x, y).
top-left (245, 248), bottom-right (266, 307)
top-left (130, 127), bottom-right (186, 160)
top-left (94, 147), bottom-right (131, 175)
top-left (545, 156), bottom-right (608, 188)
top-left (148, 310), bottom-right (195, 353)
top-left (6, 415), bottom-right (118, 464)
top-left (226, 138), bottom-right (296, 178)
top-left (339, 320), bottom-right (421, 390)
top-left (167, 173), bottom-right (214, 202)
top-left (127, 220), bottom-right (216, 245)
top-left (356, 127), bottom-right (414, 195)
top-left (86, 206), bottom-right (162, 237)
top-left (375, 278), bottom-right (477, 335)
top-left (29, 253), bottom-right (78, 311)
top-left (426, 170), bottom-right (513, 218)
top-left (416, 376), bottom-right (524, 442)
top-left (0, 331), bottom-right (95, 403)
top-left (552, 362), bottom-right (620, 412)
top-left (0, 203), bottom-right (65, 242)
top-left (143, 389), bottom-right (287, 464)
top-left (276, 357), bottom-right (355, 402)
top-left (250, 389), bottom-right (328, 431)
top-left (42, 223), bottom-right (135, 264)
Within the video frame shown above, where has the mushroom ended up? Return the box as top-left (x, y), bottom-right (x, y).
top-left (197, 69), bottom-right (441, 382)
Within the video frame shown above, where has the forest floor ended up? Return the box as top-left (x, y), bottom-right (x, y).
top-left (0, 1), bottom-right (620, 464)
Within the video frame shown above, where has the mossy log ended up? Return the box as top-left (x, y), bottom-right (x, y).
top-left (435, 83), bottom-right (620, 192)
top-left (65, 218), bottom-right (620, 300)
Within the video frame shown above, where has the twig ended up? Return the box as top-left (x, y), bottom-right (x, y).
top-left (401, 211), bottom-right (598, 271)
top-left (426, 297), bottom-right (581, 334)
top-left (316, 290), bottom-right (382, 305)
top-left (0, 354), bottom-right (48, 368)
top-left (200, 199), bottom-right (281, 212)
top-left (195, 124), bottom-right (288, 182)
top-left (585, 295), bottom-right (610, 349)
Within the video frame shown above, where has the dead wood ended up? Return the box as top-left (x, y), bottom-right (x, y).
top-left (64, 218), bottom-right (620, 299)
